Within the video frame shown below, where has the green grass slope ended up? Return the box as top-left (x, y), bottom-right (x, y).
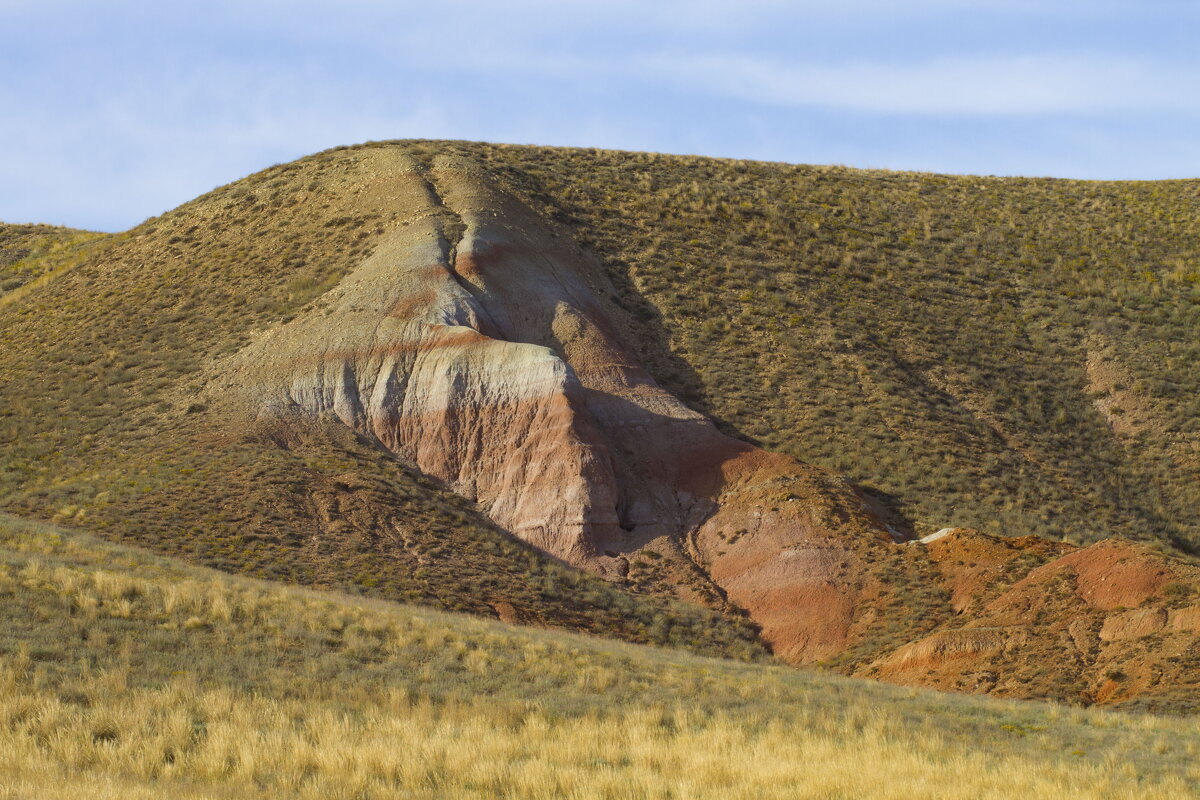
top-left (1, 513), bottom-right (1196, 799)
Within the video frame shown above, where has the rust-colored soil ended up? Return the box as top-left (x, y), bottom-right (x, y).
top-left (862, 533), bottom-right (1200, 708)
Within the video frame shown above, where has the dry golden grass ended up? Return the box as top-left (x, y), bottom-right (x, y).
top-left (0, 224), bottom-right (108, 307)
top-left (1, 514), bottom-right (1196, 799)
top-left (5, 672), bottom-right (1196, 800)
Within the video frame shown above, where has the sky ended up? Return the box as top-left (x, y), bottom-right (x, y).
top-left (2, 0), bottom-right (1198, 232)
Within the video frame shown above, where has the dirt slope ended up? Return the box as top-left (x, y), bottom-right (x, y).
top-left (865, 531), bottom-right (1200, 709)
top-left (200, 150), bottom-right (934, 665)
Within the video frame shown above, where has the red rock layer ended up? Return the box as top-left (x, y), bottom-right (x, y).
top-left (862, 530), bottom-right (1200, 707)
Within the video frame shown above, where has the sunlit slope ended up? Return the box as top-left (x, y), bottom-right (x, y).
top-left (0, 223), bottom-right (106, 304)
top-left (0, 156), bottom-right (765, 659)
top-left (3, 140), bottom-right (1200, 696)
top-left (461, 142), bottom-right (1200, 551)
top-left (1, 513), bottom-right (1196, 800)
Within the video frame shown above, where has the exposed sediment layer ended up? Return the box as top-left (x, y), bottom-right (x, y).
top-left (211, 151), bottom-right (892, 660)
top-left (209, 150), bottom-right (1200, 703)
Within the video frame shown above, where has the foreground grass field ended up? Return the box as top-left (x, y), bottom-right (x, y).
top-left (0, 513), bottom-right (1196, 799)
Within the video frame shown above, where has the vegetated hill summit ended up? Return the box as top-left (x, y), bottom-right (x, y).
top-left (2, 140), bottom-right (1200, 710)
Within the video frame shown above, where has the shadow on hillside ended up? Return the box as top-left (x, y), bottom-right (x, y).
top-left (573, 243), bottom-right (761, 448)
top-left (857, 486), bottom-right (919, 541)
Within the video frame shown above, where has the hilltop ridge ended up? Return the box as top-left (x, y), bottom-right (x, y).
top-left (3, 141), bottom-right (1200, 708)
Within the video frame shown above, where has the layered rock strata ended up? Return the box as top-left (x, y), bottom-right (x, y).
top-left (210, 151), bottom-right (1200, 697)
top-left (865, 530), bottom-right (1200, 705)
top-left (211, 152), bottom-right (892, 661)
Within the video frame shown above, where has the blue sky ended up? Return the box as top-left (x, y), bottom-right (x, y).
top-left (2, 0), bottom-right (1198, 231)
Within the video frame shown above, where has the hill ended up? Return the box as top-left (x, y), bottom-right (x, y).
top-left (2, 141), bottom-right (1200, 708)
top-left (468, 144), bottom-right (1200, 552)
top-left (0, 223), bottom-right (103, 302)
top-left (0, 204), bottom-right (767, 662)
top-left (1, 513), bottom-right (1196, 799)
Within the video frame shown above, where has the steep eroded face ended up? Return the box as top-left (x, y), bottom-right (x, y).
top-left (213, 148), bottom-right (1200, 689)
top-left (208, 151), bottom-right (896, 662)
top-left (210, 156), bottom-right (622, 568)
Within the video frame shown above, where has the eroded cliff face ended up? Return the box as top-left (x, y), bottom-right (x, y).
top-left (204, 149), bottom-right (1200, 702)
top-left (207, 151), bottom-right (895, 662)
top-left (211, 155), bottom-right (616, 568)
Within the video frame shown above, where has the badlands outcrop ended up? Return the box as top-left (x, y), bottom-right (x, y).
top-left (866, 530), bottom-right (1200, 706)
top-left (204, 148), bottom-right (1200, 703)
top-left (210, 151), bottom-right (897, 663)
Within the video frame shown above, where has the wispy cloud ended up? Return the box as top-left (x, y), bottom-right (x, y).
top-left (642, 54), bottom-right (1198, 115)
top-left (2, 1), bottom-right (1198, 229)
top-left (0, 65), bottom-right (459, 230)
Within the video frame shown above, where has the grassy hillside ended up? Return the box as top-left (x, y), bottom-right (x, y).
top-left (1, 513), bottom-right (1196, 799)
top-left (0, 157), bottom-right (765, 659)
top-left (3, 140), bottom-right (1200, 686)
top-left (6, 144), bottom-right (1199, 556)
top-left (0, 223), bottom-right (105, 302)
top-left (449, 142), bottom-right (1200, 551)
